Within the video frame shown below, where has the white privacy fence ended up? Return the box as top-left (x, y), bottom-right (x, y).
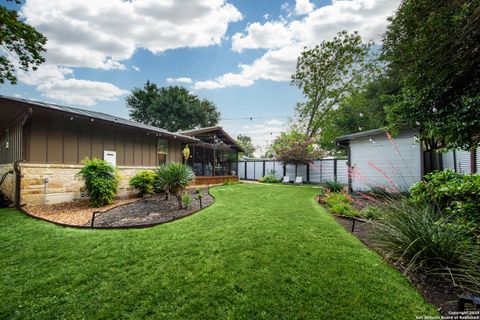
top-left (238, 159), bottom-right (349, 184)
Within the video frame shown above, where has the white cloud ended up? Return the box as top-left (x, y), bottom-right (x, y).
top-left (16, 0), bottom-right (242, 106)
top-left (17, 64), bottom-right (128, 106)
top-left (195, 0), bottom-right (399, 90)
top-left (232, 21), bottom-right (292, 52)
top-left (295, 0), bottom-right (314, 15)
top-left (38, 79), bottom-right (129, 106)
top-left (166, 77), bottom-right (193, 84)
top-left (265, 118), bottom-right (283, 126)
top-left (20, 0), bottom-right (242, 70)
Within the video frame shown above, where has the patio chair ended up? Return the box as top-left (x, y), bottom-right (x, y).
top-left (282, 176), bottom-right (290, 184)
top-left (294, 176), bottom-right (303, 184)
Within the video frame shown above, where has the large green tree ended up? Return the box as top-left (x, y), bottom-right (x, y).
top-left (236, 134), bottom-right (255, 158)
top-left (126, 82), bottom-right (221, 132)
top-left (0, 0), bottom-right (47, 84)
top-left (382, 0), bottom-right (480, 150)
top-left (292, 31), bottom-right (379, 138)
top-left (318, 74), bottom-right (399, 152)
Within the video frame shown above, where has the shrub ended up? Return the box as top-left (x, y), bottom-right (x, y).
top-left (76, 158), bottom-right (119, 207)
top-left (129, 170), bottom-right (157, 196)
top-left (359, 205), bottom-right (383, 220)
top-left (410, 169), bottom-right (480, 232)
top-left (323, 192), bottom-right (357, 216)
top-left (259, 172), bottom-right (279, 183)
top-left (375, 199), bottom-right (473, 272)
top-left (182, 193), bottom-right (192, 209)
top-left (155, 163), bottom-right (194, 209)
top-left (322, 180), bottom-right (344, 192)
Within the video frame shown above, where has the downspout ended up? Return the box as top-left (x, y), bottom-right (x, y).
top-left (14, 108), bottom-right (33, 208)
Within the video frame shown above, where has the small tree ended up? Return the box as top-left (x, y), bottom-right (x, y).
top-left (155, 163), bottom-right (194, 209)
top-left (272, 130), bottom-right (324, 176)
top-left (236, 134), bottom-right (255, 158)
top-left (76, 158), bottom-right (119, 207)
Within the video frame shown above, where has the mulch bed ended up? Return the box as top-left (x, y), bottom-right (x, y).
top-left (92, 188), bottom-right (214, 228)
top-left (333, 215), bottom-right (466, 316)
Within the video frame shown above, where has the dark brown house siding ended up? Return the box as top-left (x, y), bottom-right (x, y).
top-left (24, 111), bottom-right (158, 167)
top-left (0, 119), bottom-right (23, 164)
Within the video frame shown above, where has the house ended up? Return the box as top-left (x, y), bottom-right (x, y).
top-left (0, 96), bottom-right (241, 206)
top-left (336, 128), bottom-right (479, 192)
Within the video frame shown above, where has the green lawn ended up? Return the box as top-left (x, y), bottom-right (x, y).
top-left (0, 183), bottom-right (436, 319)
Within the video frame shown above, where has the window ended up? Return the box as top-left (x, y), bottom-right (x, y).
top-left (157, 139), bottom-right (168, 165)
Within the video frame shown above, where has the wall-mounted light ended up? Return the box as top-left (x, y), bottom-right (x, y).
top-left (90, 118), bottom-right (94, 122)
top-left (70, 116), bottom-right (74, 121)
top-left (5, 141), bottom-right (9, 149)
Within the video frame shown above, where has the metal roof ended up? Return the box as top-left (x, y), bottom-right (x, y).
top-left (0, 95), bottom-right (199, 143)
top-left (335, 128), bottom-right (387, 143)
top-left (180, 125), bottom-right (244, 152)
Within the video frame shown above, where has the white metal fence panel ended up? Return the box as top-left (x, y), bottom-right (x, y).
top-left (254, 162), bottom-right (263, 180)
top-left (285, 165), bottom-right (296, 181)
top-left (308, 161), bottom-right (321, 184)
top-left (274, 162), bottom-right (284, 180)
top-left (246, 162), bottom-right (255, 180)
top-left (296, 164), bottom-right (307, 181)
top-left (337, 160), bottom-right (349, 184)
top-left (238, 162), bottom-right (245, 179)
top-left (321, 161), bottom-right (335, 182)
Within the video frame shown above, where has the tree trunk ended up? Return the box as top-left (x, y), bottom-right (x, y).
top-left (175, 191), bottom-right (183, 210)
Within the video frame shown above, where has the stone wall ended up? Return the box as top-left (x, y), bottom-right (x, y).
top-left (20, 163), bottom-right (156, 206)
top-left (0, 164), bottom-right (15, 202)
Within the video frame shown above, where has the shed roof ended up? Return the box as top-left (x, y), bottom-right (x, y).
top-left (180, 125), bottom-right (244, 152)
top-left (0, 95), bottom-right (199, 143)
top-left (335, 128), bottom-right (388, 144)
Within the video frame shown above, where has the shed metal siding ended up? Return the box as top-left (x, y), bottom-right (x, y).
top-left (477, 148), bottom-right (480, 173)
top-left (350, 129), bottom-right (422, 191)
top-left (455, 150), bottom-right (471, 174)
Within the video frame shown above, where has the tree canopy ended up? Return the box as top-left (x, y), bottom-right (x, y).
top-left (292, 31), bottom-right (379, 138)
top-left (236, 134), bottom-right (255, 158)
top-left (382, 0), bottom-right (480, 150)
top-left (0, 0), bottom-right (47, 84)
top-left (272, 130), bottom-right (324, 165)
top-left (126, 82), bottom-right (221, 132)
top-left (317, 74), bottom-right (399, 152)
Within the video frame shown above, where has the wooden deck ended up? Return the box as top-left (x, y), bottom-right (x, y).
top-left (190, 175), bottom-right (239, 187)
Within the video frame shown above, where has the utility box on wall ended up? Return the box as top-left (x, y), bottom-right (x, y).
top-left (103, 150), bottom-right (117, 167)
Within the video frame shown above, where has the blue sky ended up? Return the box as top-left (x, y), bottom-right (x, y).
top-left (1, 0), bottom-right (399, 155)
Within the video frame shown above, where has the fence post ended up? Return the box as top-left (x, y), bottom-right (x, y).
top-left (295, 164), bottom-right (298, 178)
top-left (306, 163), bottom-right (310, 183)
top-left (283, 163), bottom-right (286, 177)
top-left (320, 160), bottom-right (323, 184)
top-left (263, 161), bottom-right (266, 177)
top-left (244, 162), bottom-right (247, 180)
top-left (334, 159), bottom-right (338, 182)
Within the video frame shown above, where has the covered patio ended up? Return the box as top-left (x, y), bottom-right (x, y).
top-left (180, 126), bottom-right (243, 185)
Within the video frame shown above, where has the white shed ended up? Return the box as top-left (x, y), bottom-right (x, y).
top-left (336, 128), bottom-right (478, 192)
top-left (337, 128), bottom-right (422, 192)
